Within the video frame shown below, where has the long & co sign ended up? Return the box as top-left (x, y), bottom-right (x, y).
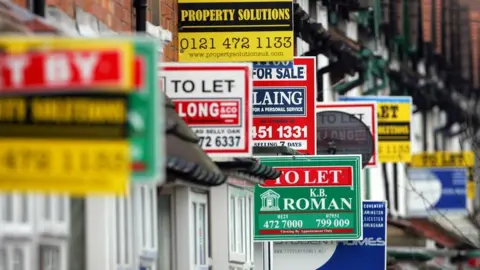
top-left (254, 155), bottom-right (363, 241)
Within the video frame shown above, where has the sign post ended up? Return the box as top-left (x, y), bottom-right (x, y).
top-left (130, 38), bottom-right (164, 183)
top-left (161, 63), bottom-right (253, 158)
top-left (252, 58), bottom-right (317, 154)
top-left (338, 96), bottom-right (412, 163)
top-left (316, 102), bottom-right (378, 167)
top-left (0, 37), bottom-right (135, 195)
top-left (254, 155), bottom-right (363, 241)
top-left (177, 0), bottom-right (294, 62)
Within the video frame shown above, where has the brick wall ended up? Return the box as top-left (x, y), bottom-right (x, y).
top-left (160, 0), bottom-right (178, 61)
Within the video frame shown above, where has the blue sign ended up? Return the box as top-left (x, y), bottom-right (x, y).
top-left (316, 201), bottom-right (387, 270)
top-left (406, 168), bottom-right (467, 217)
top-left (252, 87), bottom-right (306, 116)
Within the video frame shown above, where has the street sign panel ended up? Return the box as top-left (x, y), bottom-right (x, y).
top-left (254, 155), bottom-right (363, 241)
top-left (271, 201), bottom-right (387, 270)
top-left (316, 102), bottom-right (378, 167)
top-left (130, 39), bottom-right (164, 183)
top-left (338, 96), bottom-right (412, 162)
top-left (406, 168), bottom-right (468, 217)
top-left (252, 58), bottom-right (317, 154)
top-left (0, 37), bottom-right (135, 94)
top-left (0, 37), bottom-right (134, 195)
top-left (161, 63), bottom-right (253, 158)
top-left (177, 0), bottom-right (294, 62)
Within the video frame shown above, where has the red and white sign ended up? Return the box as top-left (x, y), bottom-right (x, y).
top-left (252, 57), bottom-right (317, 154)
top-left (161, 63), bottom-right (252, 158)
top-left (262, 166), bottom-right (353, 187)
top-left (0, 50), bottom-right (132, 93)
top-left (316, 102), bottom-right (379, 167)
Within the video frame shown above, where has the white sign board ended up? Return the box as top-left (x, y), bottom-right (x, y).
top-left (316, 102), bottom-right (379, 167)
top-left (161, 63), bottom-right (253, 158)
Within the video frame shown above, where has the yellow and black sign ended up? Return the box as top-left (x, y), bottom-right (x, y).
top-left (411, 151), bottom-right (476, 199)
top-left (376, 98), bottom-right (412, 162)
top-left (0, 93), bottom-right (130, 195)
top-left (178, 0), bottom-right (294, 62)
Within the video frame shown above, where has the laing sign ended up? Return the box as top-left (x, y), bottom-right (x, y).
top-left (161, 63), bottom-right (252, 157)
top-left (252, 57), bottom-right (316, 154)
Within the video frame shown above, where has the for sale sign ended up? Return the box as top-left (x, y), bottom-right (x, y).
top-left (254, 155), bottom-right (362, 241)
top-left (316, 102), bottom-right (379, 167)
top-left (161, 63), bottom-right (252, 158)
top-left (252, 57), bottom-right (316, 154)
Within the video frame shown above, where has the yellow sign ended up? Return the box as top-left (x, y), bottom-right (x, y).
top-left (376, 99), bottom-right (412, 162)
top-left (468, 181), bottom-right (476, 200)
top-left (411, 152), bottom-right (475, 168)
top-left (178, 0), bottom-right (293, 62)
top-left (0, 94), bottom-right (130, 195)
top-left (0, 36), bottom-right (135, 91)
top-left (0, 139), bottom-right (129, 195)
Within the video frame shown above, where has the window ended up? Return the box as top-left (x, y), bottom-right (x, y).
top-left (228, 186), bottom-right (254, 269)
top-left (133, 185), bottom-right (158, 268)
top-left (39, 244), bottom-right (60, 270)
top-left (114, 196), bottom-right (133, 268)
top-left (0, 242), bottom-right (31, 270)
top-left (37, 195), bottom-right (69, 236)
top-left (0, 194), bottom-right (33, 236)
top-left (157, 192), bottom-right (174, 270)
top-left (190, 192), bottom-right (209, 270)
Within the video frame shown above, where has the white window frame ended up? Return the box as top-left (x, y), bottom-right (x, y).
top-left (0, 194), bottom-right (34, 238)
top-left (38, 238), bottom-right (68, 270)
top-left (114, 195), bottom-right (134, 269)
top-left (133, 185), bottom-right (158, 269)
top-left (0, 241), bottom-right (32, 270)
top-left (245, 191), bottom-right (254, 270)
top-left (190, 191), bottom-right (210, 270)
top-left (228, 186), bottom-right (247, 263)
top-left (36, 194), bottom-right (70, 237)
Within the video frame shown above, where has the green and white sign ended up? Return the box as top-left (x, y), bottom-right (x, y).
top-left (254, 155), bottom-right (363, 241)
top-left (130, 39), bottom-right (164, 183)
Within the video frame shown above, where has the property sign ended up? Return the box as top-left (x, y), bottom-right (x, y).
top-left (271, 201), bottom-right (387, 270)
top-left (161, 63), bottom-right (252, 158)
top-left (406, 168), bottom-right (467, 217)
top-left (177, 0), bottom-right (293, 62)
top-left (130, 39), bottom-right (164, 183)
top-left (254, 155), bottom-right (363, 241)
top-left (0, 37), bottom-right (135, 93)
top-left (0, 37), bottom-right (134, 195)
top-left (316, 102), bottom-right (378, 167)
top-left (338, 96), bottom-right (412, 162)
top-left (411, 151), bottom-right (475, 199)
top-left (252, 58), bottom-right (316, 154)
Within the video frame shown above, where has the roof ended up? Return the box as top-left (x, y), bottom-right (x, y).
top-left (0, 0), bottom-right (61, 34)
top-left (164, 94), bottom-right (227, 186)
top-left (215, 157), bottom-right (282, 185)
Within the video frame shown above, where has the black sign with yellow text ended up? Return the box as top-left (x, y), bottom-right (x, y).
top-left (178, 0), bottom-right (293, 62)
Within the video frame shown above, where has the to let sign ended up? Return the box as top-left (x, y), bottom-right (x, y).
top-left (252, 57), bottom-right (317, 154)
top-left (161, 63), bottom-right (252, 158)
top-left (254, 155), bottom-right (363, 241)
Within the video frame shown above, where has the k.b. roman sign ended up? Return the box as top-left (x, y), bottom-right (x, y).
top-left (254, 155), bottom-right (362, 241)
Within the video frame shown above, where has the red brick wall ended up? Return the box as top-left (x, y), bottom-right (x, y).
top-left (160, 0), bottom-right (178, 61)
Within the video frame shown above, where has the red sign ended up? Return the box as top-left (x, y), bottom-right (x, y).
top-left (0, 50), bottom-right (128, 93)
top-left (253, 57), bottom-right (316, 154)
top-left (262, 166), bottom-right (353, 187)
top-left (175, 99), bottom-right (240, 125)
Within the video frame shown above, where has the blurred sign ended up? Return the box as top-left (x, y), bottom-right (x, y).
top-left (130, 39), bottom-right (164, 183)
top-left (161, 63), bottom-right (252, 158)
top-left (252, 58), bottom-right (317, 154)
top-left (406, 168), bottom-right (467, 217)
top-left (0, 37), bottom-right (135, 93)
top-left (177, 0), bottom-right (293, 62)
top-left (316, 102), bottom-right (378, 167)
top-left (0, 37), bottom-right (138, 195)
top-left (254, 155), bottom-right (363, 241)
top-left (338, 96), bottom-right (412, 162)
top-left (411, 151), bottom-right (475, 200)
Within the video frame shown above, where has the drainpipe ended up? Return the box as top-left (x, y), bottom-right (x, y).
top-left (134, 0), bottom-right (147, 32)
top-left (32, 0), bottom-right (45, 17)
